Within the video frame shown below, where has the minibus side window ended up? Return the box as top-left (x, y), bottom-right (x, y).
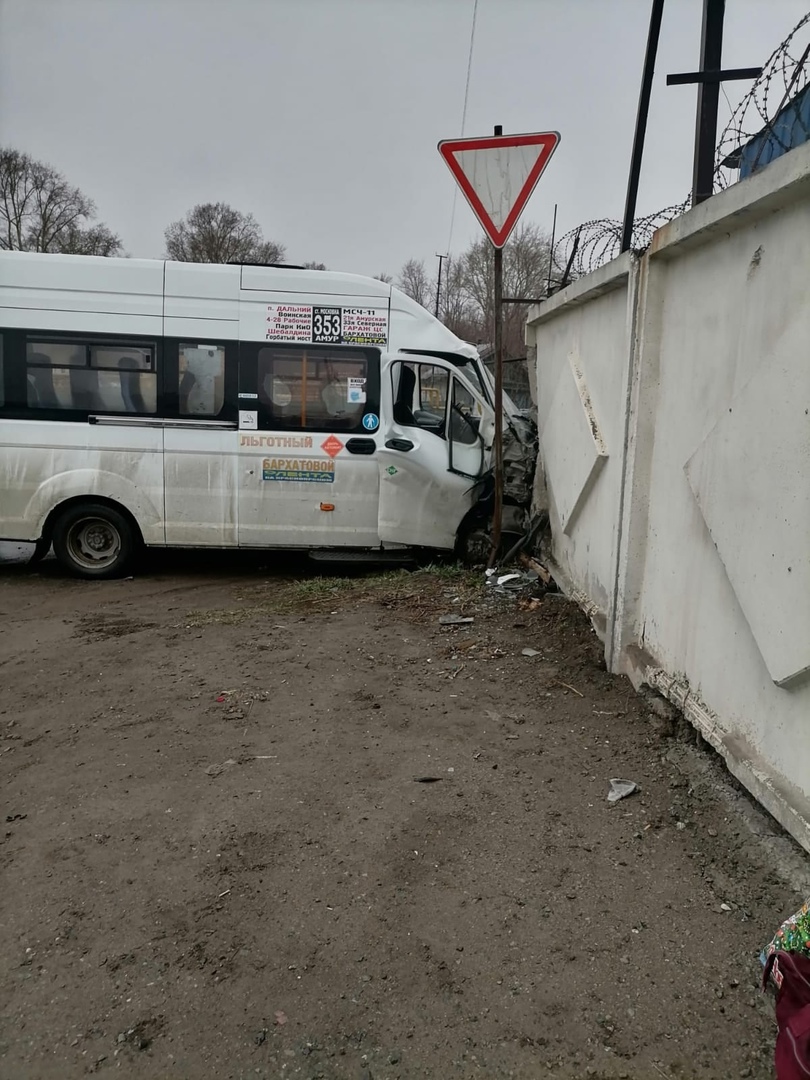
top-left (257, 345), bottom-right (370, 431)
top-left (25, 339), bottom-right (157, 414)
top-left (178, 343), bottom-right (225, 416)
top-left (392, 362), bottom-right (447, 436)
top-left (449, 379), bottom-right (480, 445)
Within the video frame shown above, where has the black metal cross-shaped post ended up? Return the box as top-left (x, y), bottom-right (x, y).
top-left (667, 0), bottom-right (761, 204)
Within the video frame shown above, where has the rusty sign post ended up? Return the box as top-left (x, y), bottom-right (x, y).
top-left (492, 127), bottom-right (505, 565)
top-left (438, 127), bottom-right (560, 562)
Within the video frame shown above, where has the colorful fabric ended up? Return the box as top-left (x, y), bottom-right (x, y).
top-left (762, 900), bottom-right (810, 975)
top-left (763, 952), bottom-right (810, 1079)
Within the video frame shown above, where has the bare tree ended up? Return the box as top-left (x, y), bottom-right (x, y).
top-left (373, 271), bottom-right (393, 284)
top-left (396, 225), bottom-right (550, 354)
top-left (457, 223), bottom-right (551, 356)
top-left (52, 222), bottom-right (123, 256)
top-left (396, 257), bottom-right (480, 339)
top-left (440, 257), bottom-right (482, 343)
top-left (164, 202), bottom-right (285, 264)
top-left (302, 260), bottom-right (327, 270)
top-left (0, 148), bottom-right (123, 255)
top-left (397, 259), bottom-right (433, 307)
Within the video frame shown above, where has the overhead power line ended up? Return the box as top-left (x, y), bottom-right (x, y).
top-left (446, 0), bottom-right (479, 256)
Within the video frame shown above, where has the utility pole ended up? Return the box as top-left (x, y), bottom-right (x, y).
top-left (434, 253), bottom-right (447, 318)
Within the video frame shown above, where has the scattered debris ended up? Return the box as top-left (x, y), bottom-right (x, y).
top-left (518, 552), bottom-right (553, 585)
top-left (607, 778), bottom-right (639, 803)
top-left (438, 614), bottom-right (474, 625)
top-left (483, 544), bottom-right (556, 603)
top-left (554, 680), bottom-right (584, 698)
top-left (5, 813), bottom-right (26, 823)
top-left (519, 597), bottom-right (544, 611)
top-left (205, 759), bottom-right (238, 778)
top-left (114, 1018), bottom-right (163, 1053)
top-left (274, 1010), bottom-right (288, 1026)
top-left (413, 776), bottom-right (444, 783)
top-left (521, 648), bottom-right (541, 657)
top-left (720, 903), bottom-right (732, 912)
top-left (485, 568), bottom-right (543, 597)
top-left (255, 1029), bottom-right (267, 1045)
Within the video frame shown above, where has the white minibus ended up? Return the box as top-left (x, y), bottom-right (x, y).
top-left (0, 252), bottom-right (533, 577)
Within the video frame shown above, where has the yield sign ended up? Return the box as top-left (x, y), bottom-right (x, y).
top-left (438, 131), bottom-right (560, 248)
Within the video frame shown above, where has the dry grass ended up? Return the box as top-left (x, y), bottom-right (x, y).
top-left (184, 564), bottom-right (482, 628)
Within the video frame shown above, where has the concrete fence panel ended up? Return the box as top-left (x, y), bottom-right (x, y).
top-left (527, 139), bottom-right (810, 853)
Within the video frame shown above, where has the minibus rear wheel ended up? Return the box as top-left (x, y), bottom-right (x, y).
top-left (52, 502), bottom-right (137, 580)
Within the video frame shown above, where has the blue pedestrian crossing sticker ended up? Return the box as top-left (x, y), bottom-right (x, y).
top-left (362, 413), bottom-right (379, 432)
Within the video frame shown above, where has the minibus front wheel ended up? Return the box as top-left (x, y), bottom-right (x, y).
top-left (52, 501), bottom-right (138, 580)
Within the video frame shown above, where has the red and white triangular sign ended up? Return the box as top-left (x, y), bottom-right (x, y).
top-left (438, 131), bottom-right (560, 248)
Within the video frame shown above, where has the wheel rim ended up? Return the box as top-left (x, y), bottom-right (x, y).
top-left (65, 516), bottom-right (122, 571)
top-left (459, 527), bottom-right (491, 566)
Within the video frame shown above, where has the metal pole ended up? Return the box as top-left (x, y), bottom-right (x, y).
top-left (435, 253), bottom-right (447, 317)
top-left (560, 226), bottom-right (581, 290)
top-left (693, 0), bottom-right (725, 204)
top-left (490, 245), bottom-right (504, 567)
top-left (621, 0), bottom-right (665, 252)
top-left (546, 202), bottom-right (557, 295)
top-left (489, 123), bottom-right (504, 568)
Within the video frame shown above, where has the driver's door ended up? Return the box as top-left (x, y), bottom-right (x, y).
top-left (377, 358), bottom-right (494, 550)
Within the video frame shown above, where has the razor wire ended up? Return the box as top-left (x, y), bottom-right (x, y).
top-left (715, 10), bottom-right (810, 189)
top-left (552, 10), bottom-right (810, 281)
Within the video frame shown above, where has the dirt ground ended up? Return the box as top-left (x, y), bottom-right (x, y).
top-left (1, 550), bottom-right (807, 1079)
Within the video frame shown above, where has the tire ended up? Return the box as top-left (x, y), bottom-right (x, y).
top-left (52, 502), bottom-right (136, 580)
top-left (28, 536), bottom-right (52, 565)
top-left (456, 522), bottom-right (492, 567)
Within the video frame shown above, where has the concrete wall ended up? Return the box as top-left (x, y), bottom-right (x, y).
top-left (526, 255), bottom-right (635, 631)
top-left (527, 140), bottom-right (810, 853)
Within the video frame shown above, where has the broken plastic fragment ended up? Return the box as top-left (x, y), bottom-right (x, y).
top-left (607, 778), bottom-right (638, 803)
top-left (497, 573), bottom-right (522, 586)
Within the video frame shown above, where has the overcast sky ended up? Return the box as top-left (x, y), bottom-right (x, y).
top-left (0, 0), bottom-right (806, 275)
